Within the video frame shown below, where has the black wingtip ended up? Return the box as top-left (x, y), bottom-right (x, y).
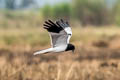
top-left (45, 21), bottom-right (52, 26)
top-left (43, 24), bottom-right (51, 27)
top-left (43, 26), bottom-right (49, 29)
top-left (60, 19), bottom-right (63, 21)
top-left (56, 21), bottom-right (61, 27)
top-left (43, 19), bottom-right (64, 33)
top-left (48, 19), bottom-right (52, 22)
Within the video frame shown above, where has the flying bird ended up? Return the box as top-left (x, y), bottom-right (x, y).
top-left (34, 19), bottom-right (75, 55)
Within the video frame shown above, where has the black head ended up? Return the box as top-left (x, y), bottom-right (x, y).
top-left (65, 44), bottom-right (75, 53)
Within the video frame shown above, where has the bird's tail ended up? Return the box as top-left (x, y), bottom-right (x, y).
top-left (33, 48), bottom-right (53, 55)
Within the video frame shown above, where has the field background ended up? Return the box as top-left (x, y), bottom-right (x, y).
top-left (0, 0), bottom-right (120, 80)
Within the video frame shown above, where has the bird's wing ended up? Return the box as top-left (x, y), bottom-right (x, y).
top-left (43, 20), bottom-right (68, 47)
top-left (56, 19), bottom-right (72, 43)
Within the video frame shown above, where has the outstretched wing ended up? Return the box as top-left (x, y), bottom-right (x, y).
top-left (56, 19), bottom-right (72, 43)
top-left (43, 20), bottom-right (68, 47)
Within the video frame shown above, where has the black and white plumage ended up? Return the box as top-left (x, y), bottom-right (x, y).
top-left (34, 19), bottom-right (75, 55)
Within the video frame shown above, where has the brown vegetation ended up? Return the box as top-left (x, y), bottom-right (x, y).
top-left (0, 27), bottom-right (120, 80)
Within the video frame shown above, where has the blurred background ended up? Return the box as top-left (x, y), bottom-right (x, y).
top-left (0, 0), bottom-right (120, 80)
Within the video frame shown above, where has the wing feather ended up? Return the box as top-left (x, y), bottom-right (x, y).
top-left (43, 20), bottom-right (68, 47)
top-left (56, 19), bottom-right (72, 43)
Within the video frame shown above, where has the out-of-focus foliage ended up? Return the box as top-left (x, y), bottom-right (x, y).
top-left (5, 0), bottom-right (16, 9)
top-left (41, 0), bottom-right (118, 26)
top-left (113, 0), bottom-right (120, 26)
top-left (20, 0), bottom-right (35, 8)
top-left (1, 0), bottom-right (35, 9)
top-left (72, 0), bottom-right (112, 26)
top-left (52, 3), bottom-right (71, 19)
top-left (0, 0), bottom-right (120, 26)
top-left (42, 3), bottom-right (71, 20)
top-left (41, 5), bottom-right (53, 19)
top-left (0, 11), bottom-right (43, 28)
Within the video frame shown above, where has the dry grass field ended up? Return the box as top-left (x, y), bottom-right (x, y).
top-left (0, 27), bottom-right (120, 80)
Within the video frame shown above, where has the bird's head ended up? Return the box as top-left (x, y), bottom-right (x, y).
top-left (65, 44), bottom-right (75, 53)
